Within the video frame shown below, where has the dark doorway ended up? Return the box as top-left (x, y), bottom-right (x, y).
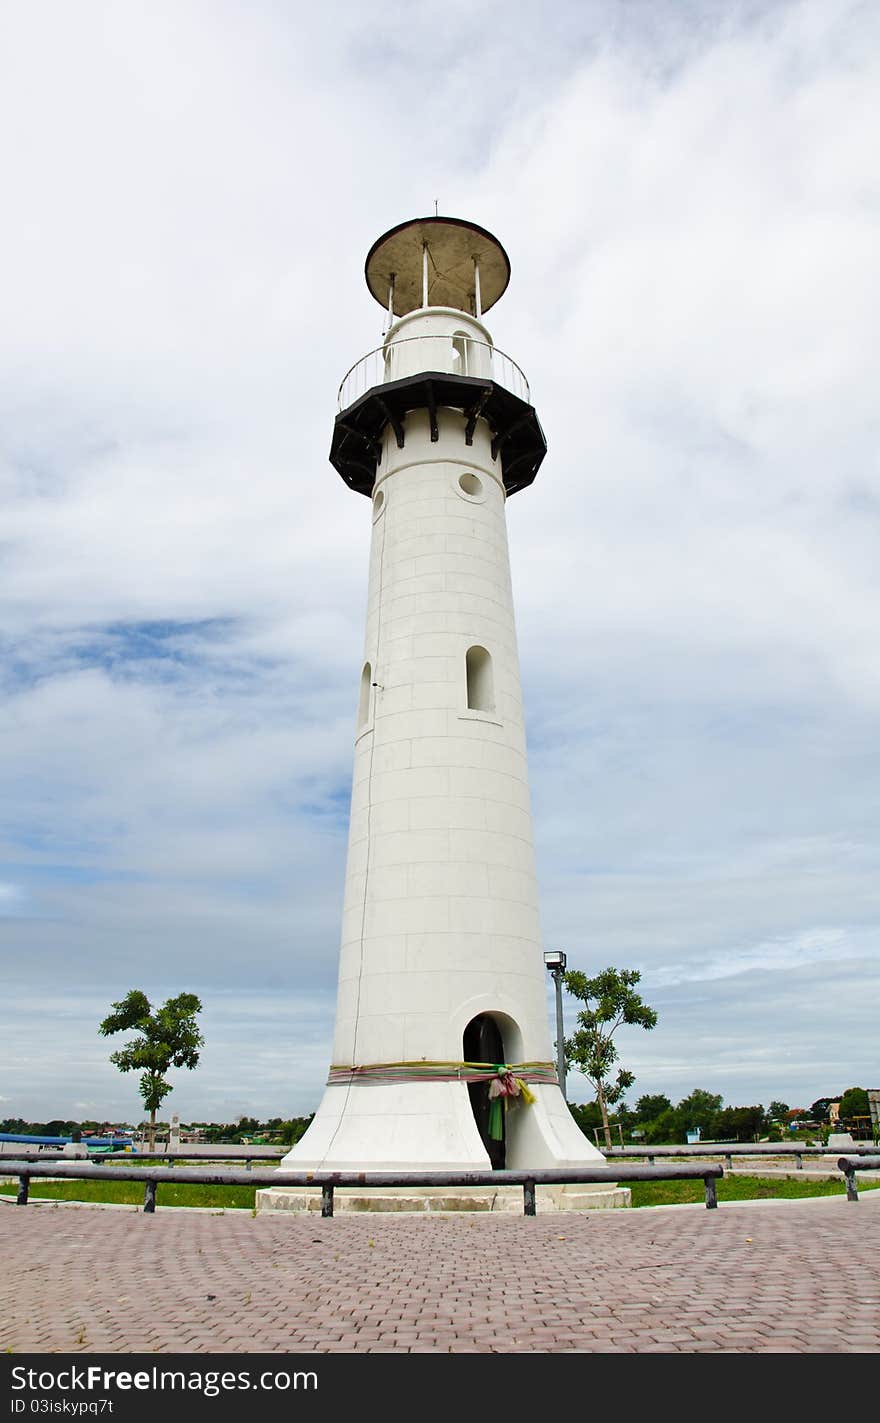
top-left (463, 1014), bottom-right (505, 1169)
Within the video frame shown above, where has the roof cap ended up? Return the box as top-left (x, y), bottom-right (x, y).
top-left (365, 216), bottom-right (510, 317)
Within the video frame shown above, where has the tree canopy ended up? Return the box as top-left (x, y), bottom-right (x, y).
top-left (563, 966), bottom-right (658, 1148)
top-left (634, 1093), bottom-right (672, 1122)
top-left (838, 1087), bottom-right (870, 1121)
top-left (809, 1098), bottom-right (836, 1122)
top-left (100, 989), bottom-right (204, 1150)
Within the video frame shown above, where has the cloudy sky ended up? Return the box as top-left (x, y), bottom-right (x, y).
top-left (1, 0), bottom-right (877, 1126)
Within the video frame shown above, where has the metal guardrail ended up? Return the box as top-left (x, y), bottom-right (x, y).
top-left (838, 1156), bottom-right (880, 1202)
top-left (338, 335), bottom-right (530, 410)
top-left (0, 1149), bottom-right (286, 1164)
top-left (604, 1144), bottom-right (879, 1170)
top-left (2, 1160), bottom-right (723, 1216)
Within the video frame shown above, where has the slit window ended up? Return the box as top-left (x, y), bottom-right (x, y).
top-left (358, 661), bottom-right (372, 727)
top-left (465, 646), bottom-right (494, 712)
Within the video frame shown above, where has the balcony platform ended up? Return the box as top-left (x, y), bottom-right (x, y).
top-left (330, 371), bottom-right (547, 498)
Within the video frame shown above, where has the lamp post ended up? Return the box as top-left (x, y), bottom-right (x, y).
top-left (543, 950), bottom-right (567, 1100)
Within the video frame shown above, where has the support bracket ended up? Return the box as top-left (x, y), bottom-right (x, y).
top-left (463, 388), bottom-right (491, 446)
top-left (338, 420), bottom-right (382, 461)
top-left (375, 398), bottom-right (405, 450)
top-left (491, 413), bottom-right (531, 462)
top-left (424, 380), bottom-right (438, 442)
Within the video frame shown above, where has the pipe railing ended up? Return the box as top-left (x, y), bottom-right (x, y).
top-left (338, 336), bottom-right (530, 411)
top-left (2, 1160), bottom-right (723, 1217)
top-left (604, 1144), bottom-right (879, 1171)
top-left (10, 1144), bottom-right (874, 1173)
top-left (0, 1149), bottom-right (286, 1166)
top-left (838, 1156), bottom-right (880, 1202)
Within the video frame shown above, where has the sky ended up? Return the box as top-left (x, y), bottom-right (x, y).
top-left (1, 0), bottom-right (878, 1126)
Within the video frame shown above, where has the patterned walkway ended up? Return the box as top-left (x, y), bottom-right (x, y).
top-left (1, 1193), bottom-right (878, 1353)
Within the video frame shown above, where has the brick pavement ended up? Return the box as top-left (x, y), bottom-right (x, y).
top-left (1, 1194), bottom-right (878, 1353)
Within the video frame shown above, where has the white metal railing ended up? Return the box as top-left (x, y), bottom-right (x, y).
top-left (338, 335), bottom-right (530, 410)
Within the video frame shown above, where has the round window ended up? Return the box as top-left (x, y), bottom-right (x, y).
top-left (373, 487), bottom-right (386, 519)
top-left (458, 472), bottom-right (483, 498)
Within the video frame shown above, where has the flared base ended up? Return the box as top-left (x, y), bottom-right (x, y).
top-left (278, 1081), bottom-right (609, 1174)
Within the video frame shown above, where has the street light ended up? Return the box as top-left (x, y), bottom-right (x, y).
top-left (543, 949), bottom-right (567, 1099)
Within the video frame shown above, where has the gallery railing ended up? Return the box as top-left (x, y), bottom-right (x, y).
top-left (338, 336), bottom-right (530, 410)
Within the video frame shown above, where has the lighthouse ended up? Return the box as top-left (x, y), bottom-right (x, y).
top-left (267, 217), bottom-right (622, 1210)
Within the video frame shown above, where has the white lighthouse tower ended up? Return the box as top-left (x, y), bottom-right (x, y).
top-left (269, 217), bottom-right (621, 1210)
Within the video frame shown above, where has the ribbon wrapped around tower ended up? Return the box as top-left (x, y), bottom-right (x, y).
top-left (486, 1067), bottom-right (537, 1140)
top-left (327, 1059), bottom-right (550, 1142)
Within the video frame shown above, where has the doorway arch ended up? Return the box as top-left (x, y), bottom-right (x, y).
top-left (463, 1013), bottom-right (506, 1169)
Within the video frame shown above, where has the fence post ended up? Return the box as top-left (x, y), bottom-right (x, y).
top-left (17, 1174), bottom-right (29, 1206)
top-left (795, 1153), bottom-right (803, 1170)
top-left (704, 1175), bottom-right (718, 1210)
top-left (143, 1179), bottom-right (157, 1214)
top-left (321, 1185), bottom-right (334, 1218)
top-left (844, 1167), bottom-right (858, 1203)
top-left (523, 1179), bottom-right (537, 1217)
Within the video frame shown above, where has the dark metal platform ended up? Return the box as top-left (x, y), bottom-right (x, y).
top-left (330, 371), bottom-right (547, 498)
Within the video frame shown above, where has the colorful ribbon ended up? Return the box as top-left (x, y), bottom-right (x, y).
top-left (487, 1067), bottom-right (537, 1140)
top-left (326, 1060), bottom-right (554, 1142)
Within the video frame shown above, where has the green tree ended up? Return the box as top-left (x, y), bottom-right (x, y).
top-left (99, 990), bottom-right (204, 1151)
top-left (278, 1115), bottom-right (314, 1146)
top-left (643, 1108), bottom-right (678, 1144)
top-left (768, 1100), bottom-right (789, 1122)
top-left (809, 1097), bottom-right (835, 1122)
top-left (567, 1100), bottom-right (604, 1139)
top-left (562, 967), bottom-right (658, 1148)
top-left (715, 1105), bottom-right (766, 1142)
top-left (675, 1088), bottom-right (723, 1140)
top-left (634, 1093), bottom-right (672, 1123)
top-left (838, 1087), bottom-right (869, 1123)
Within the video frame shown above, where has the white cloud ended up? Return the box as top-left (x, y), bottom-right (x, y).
top-left (1, 0), bottom-right (877, 1120)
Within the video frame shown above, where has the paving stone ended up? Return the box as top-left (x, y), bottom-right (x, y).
top-left (0, 1195), bottom-right (878, 1353)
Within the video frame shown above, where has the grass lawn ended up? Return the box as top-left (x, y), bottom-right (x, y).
top-left (19, 1179), bottom-right (258, 1209)
top-left (630, 1174), bottom-right (880, 1207)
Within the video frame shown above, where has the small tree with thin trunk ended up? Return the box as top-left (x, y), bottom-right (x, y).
top-left (563, 967), bottom-right (657, 1148)
top-left (99, 990), bottom-right (204, 1151)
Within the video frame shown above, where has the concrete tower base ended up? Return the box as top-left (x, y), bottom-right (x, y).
top-left (256, 1183), bottom-right (631, 1215)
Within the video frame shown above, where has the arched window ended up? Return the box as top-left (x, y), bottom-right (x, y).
top-left (465, 646), bottom-right (494, 712)
top-left (358, 661), bottom-right (372, 727)
top-left (451, 331), bottom-right (472, 377)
